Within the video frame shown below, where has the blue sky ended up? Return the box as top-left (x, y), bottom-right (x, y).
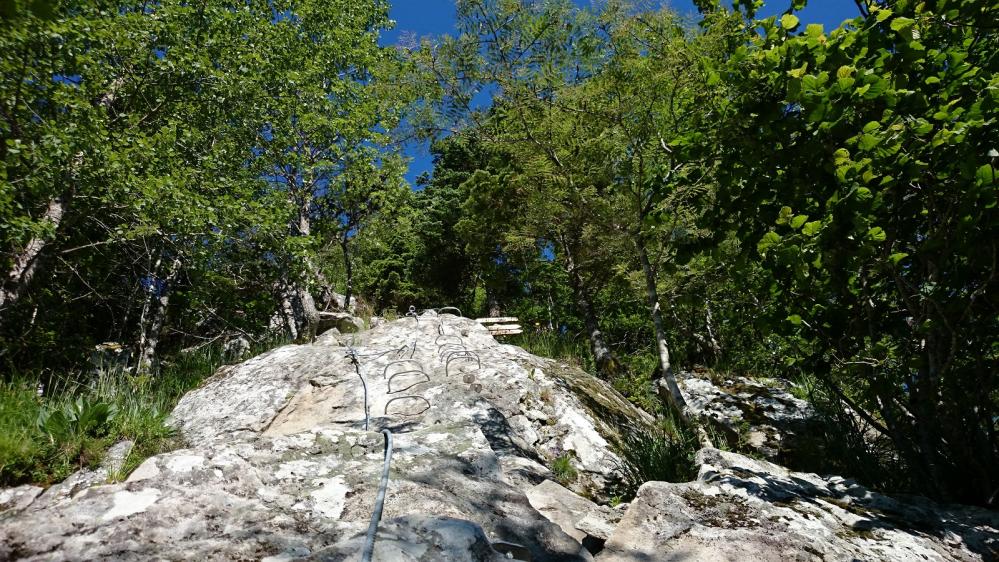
top-left (383, 0), bottom-right (864, 185)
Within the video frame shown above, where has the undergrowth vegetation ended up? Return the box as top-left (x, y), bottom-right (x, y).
top-left (0, 338), bottom-right (283, 487)
top-left (615, 410), bottom-right (699, 498)
top-left (514, 330), bottom-right (699, 495)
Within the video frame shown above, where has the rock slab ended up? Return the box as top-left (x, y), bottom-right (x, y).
top-left (597, 448), bottom-right (999, 562)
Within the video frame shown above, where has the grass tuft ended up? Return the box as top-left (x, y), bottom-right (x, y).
top-left (0, 336), bottom-right (283, 487)
top-left (551, 452), bottom-right (578, 485)
top-left (508, 331), bottom-right (594, 373)
top-left (615, 410), bottom-right (698, 498)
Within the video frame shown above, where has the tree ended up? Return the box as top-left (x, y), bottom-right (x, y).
top-left (243, 0), bottom-right (403, 341)
top-left (317, 147), bottom-right (407, 312)
top-left (0, 0), bottom-right (406, 369)
top-left (707, 0), bottom-right (998, 505)
top-left (571, 4), bottom-right (735, 416)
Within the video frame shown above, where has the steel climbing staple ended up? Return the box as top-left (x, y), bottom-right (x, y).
top-left (381, 359), bottom-right (424, 379)
top-left (437, 343), bottom-right (466, 360)
top-left (434, 334), bottom-right (463, 347)
top-left (383, 395), bottom-right (431, 416)
top-left (444, 350), bottom-right (481, 376)
top-left (387, 370), bottom-right (431, 394)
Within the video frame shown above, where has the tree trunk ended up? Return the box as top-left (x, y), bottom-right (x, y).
top-left (136, 256), bottom-right (181, 374)
top-left (278, 193), bottom-right (320, 342)
top-left (293, 284), bottom-right (319, 342)
top-left (634, 233), bottom-right (711, 448)
top-left (704, 299), bottom-right (722, 364)
top-left (633, 232), bottom-right (688, 413)
top-left (276, 279), bottom-right (319, 343)
top-left (563, 240), bottom-right (620, 378)
top-left (278, 283), bottom-right (299, 341)
top-left (340, 236), bottom-right (353, 312)
top-left (0, 192), bottom-right (69, 313)
top-left (487, 291), bottom-right (501, 318)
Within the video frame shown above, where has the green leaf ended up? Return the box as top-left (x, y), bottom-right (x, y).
top-left (787, 314), bottom-right (803, 325)
top-left (889, 252), bottom-right (909, 264)
top-left (976, 164), bottom-right (996, 186)
top-left (790, 215), bottom-right (808, 229)
top-left (780, 14), bottom-right (800, 30)
top-left (868, 226), bottom-right (887, 242)
top-left (890, 17), bottom-right (915, 33)
top-left (802, 221), bottom-right (822, 236)
top-left (874, 7), bottom-right (894, 22)
top-left (862, 121), bottom-right (881, 133)
top-left (777, 206), bottom-right (793, 224)
top-left (758, 231), bottom-right (782, 253)
top-left (858, 134), bottom-right (879, 151)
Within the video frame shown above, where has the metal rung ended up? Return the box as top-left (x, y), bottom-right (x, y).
top-left (383, 395), bottom-right (431, 416)
top-left (387, 370), bottom-right (431, 394)
top-left (444, 350), bottom-right (481, 376)
top-left (381, 359), bottom-right (424, 380)
top-left (437, 343), bottom-right (466, 359)
top-left (435, 334), bottom-right (463, 346)
top-left (438, 306), bottom-right (462, 317)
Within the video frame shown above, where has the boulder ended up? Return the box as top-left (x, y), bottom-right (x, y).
top-left (168, 314), bottom-right (651, 496)
top-left (5, 314), bottom-right (993, 561)
top-left (526, 479), bottom-right (621, 553)
top-left (318, 311), bottom-right (365, 335)
top-left (1, 422), bottom-right (590, 561)
top-left (666, 370), bottom-right (815, 460)
top-left (597, 447), bottom-right (999, 562)
top-left (222, 336), bottom-right (251, 360)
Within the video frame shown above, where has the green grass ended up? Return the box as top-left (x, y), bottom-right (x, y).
top-left (508, 331), bottom-right (594, 373)
top-left (615, 410), bottom-right (698, 498)
top-left (551, 452), bottom-right (578, 485)
top-left (0, 337), bottom-right (283, 487)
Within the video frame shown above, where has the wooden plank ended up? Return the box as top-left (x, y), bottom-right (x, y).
top-left (489, 329), bottom-right (523, 336)
top-left (476, 317), bottom-right (519, 324)
top-left (486, 323), bottom-right (521, 332)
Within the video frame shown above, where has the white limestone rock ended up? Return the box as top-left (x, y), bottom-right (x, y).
top-left (597, 448), bottom-right (999, 562)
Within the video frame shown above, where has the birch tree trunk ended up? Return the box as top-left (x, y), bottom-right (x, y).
top-left (0, 192), bottom-right (70, 314)
top-left (340, 236), bottom-right (353, 312)
top-left (633, 232), bottom-right (688, 412)
top-left (136, 256), bottom-right (181, 375)
top-left (704, 299), bottom-right (722, 363)
top-left (634, 232), bottom-right (713, 447)
top-left (278, 283), bottom-right (300, 341)
top-left (277, 193), bottom-right (320, 341)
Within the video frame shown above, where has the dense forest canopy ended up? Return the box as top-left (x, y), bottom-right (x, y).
top-left (1, 0), bottom-right (996, 508)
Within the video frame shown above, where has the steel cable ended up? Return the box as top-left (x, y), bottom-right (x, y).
top-left (361, 429), bottom-right (393, 562)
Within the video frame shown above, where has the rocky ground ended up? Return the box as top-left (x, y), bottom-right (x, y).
top-left (1, 314), bottom-right (996, 561)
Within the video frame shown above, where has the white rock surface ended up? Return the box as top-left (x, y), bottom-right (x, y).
top-left (597, 448), bottom-right (999, 562)
top-left (669, 370), bottom-right (816, 460)
top-left (0, 314), bottom-right (649, 560)
top-left (2, 315), bottom-right (995, 561)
